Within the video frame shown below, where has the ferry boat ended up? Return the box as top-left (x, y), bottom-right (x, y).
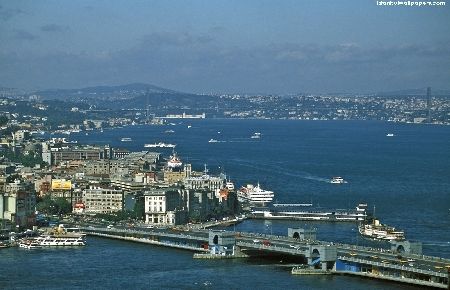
top-left (208, 139), bottom-right (218, 143)
top-left (35, 226), bottom-right (86, 246)
top-left (238, 183), bottom-right (274, 205)
top-left (121, 137), bottom-right (132, 142)
top-left (330, 177), bottom-right (346, 184)
top-left (167, 152), bottom-right (183, 168)
top-left (359, 219), bottom-right (405, 241)
top-left (386, 133), bottom-right (395, 137)
top-left (144, 142), bottom-right (176, 148)
top-left (250, 132), bottom-right (261, 139)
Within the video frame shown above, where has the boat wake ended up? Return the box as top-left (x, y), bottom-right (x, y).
top-left (230, 159), bottom-right (332, 183)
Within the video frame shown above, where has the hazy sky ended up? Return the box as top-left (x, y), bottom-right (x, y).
top-left (1, 0), bottom-right (449, 94)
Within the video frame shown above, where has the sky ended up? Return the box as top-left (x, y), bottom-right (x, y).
top-left (0, 0), bottom-right (449, 94)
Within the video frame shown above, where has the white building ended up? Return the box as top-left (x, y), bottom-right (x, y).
top-left (144, 188), bottom-right (187, 225)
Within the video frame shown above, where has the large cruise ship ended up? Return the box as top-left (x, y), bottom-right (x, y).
top-left (238, 183), bottom-right (274, 205)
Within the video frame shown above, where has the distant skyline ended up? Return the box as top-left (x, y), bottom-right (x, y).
top-left (0, 0), bottom-right (449, 94)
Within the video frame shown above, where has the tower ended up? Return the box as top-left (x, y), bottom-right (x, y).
top-left (426, 87), bottom-right (432, 123)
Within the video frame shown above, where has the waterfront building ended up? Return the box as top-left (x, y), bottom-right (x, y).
top-left (82, 186), bottom-right (124, 214)
top-left (183, 169), bottom-right (226, 192)
top-left (144, 188), bottom-right (187, 225)
top-left (1, 180), bottom-right (36, 228)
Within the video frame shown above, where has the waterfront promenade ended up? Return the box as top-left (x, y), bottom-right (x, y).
top-left (80, 225), bottom-right (450, 289)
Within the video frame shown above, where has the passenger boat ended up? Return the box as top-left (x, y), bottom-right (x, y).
top-left (144, 142), bottom-right (176, 148)
top-left (208, 139), bottom-right (218, 143)
top-left (250, 132), bottom-right (261, 139)
top-left (238, 183), bottom-right (274, 205)
top-left (121, 137), bottom-right (132, 142)
top-left (386, 133), bottom-right (395, 137)
top-left (34, 225), bottom-right (86, 246)
top-left (359, 219), bottom-right (405, 241)
top-left (330, 177), bottom-right (346, 184)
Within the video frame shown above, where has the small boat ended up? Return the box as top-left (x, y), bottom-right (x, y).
top-left (165, 129), bottom-right (175, 133)
top-left (187, 125), bottom-right (192, 128)
top-left (386, 133), bottom-right (395, 137)
top-left (208, 139), bottom-right (219, 143)
top-left (121, 137), bottom-right (132, 142)
top-left (251, 132), bottom-right (261, 139)
top-left (330, 177), bottom-right (346, 184)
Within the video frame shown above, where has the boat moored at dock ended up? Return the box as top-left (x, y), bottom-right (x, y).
top-left (238, 183), bottom-right (274, 205)
top-left (251, 203), bottom-right (368, 221)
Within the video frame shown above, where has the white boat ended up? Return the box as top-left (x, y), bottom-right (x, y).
top-left (165, 129), bottom-right (175, 133)
top-left (359, 219), bottom-right (405, 241)
top-left (144, 142), bottom-right (176, 148)
top-left (167, 152), bottom-right (182, 168)
top-left (34, 225), bottom-right (86, 246)
top-left (208, 139), bottom-right (219, 143)
top-left (121, 137), bottom-right (132, 142)
top-left (251, 132), bottom-right (261, 139)
top-left (386, 133), bottom-right (395, 137)
top-left (18, 239), bottom-right (42, 249)
top-left (238, 183), bottom-right (274, 205)
top-left (330, 177), bottom-right (346, 184)
top-left (35, 234), bottom-right (86, 246)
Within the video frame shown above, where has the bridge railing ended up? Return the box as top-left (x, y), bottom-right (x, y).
top-left (338, 256), bottom-right (448, 278)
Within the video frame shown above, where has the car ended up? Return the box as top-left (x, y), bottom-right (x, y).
top-left (349, 252), bottom-right (357, 256)
top-left (253, 239), bottom-right (260, 243)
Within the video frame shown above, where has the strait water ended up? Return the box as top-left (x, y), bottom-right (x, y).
top-left (1, 119), bottom-right (449, 289)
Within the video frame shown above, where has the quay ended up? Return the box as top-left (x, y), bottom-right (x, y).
top-left (80, 226), bottom-right (450, 289)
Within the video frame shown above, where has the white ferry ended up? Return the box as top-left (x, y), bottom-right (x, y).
top-left (250, 132), bottom-right (261, 139)
top-left (121, 137), bottom-right (132, 142)
top-left (330, 177), bottom-right (346, 184)
top-left (34, 225), bottom-right (86, 246)
top-left (144, 142), bottom-right (176, 148)
top-left (359, 219), bottom-right (405, 241)
top-left (386, 133), bottom-right (395, 137)
top-left (208, 139), bottom-right (218, 143)
top-left (238, 183), bottom-right (274, 205)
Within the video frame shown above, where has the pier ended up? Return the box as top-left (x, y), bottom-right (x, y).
top-left (80, 226), bottom-right (450, 289)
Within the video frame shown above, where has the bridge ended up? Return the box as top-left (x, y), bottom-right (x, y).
top-left (79, 225), bottom-right (450, 289)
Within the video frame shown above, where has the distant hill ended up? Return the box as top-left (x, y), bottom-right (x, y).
top-left (32, 83), bottom-right (178, 102)
top-left (30, 83), bottom-right (218, 110)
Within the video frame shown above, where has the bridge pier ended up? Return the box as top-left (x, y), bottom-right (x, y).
top-left (306, 245), bottom-right (337, 271)
top-left (208, 230), bottom-right (235, 256)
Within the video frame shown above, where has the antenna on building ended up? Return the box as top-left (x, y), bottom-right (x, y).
top-left (426, 87), bottom-right (432, 123)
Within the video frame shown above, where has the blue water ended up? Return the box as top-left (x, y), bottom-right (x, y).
top-left (2, 119), bottom-right (449, 289)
